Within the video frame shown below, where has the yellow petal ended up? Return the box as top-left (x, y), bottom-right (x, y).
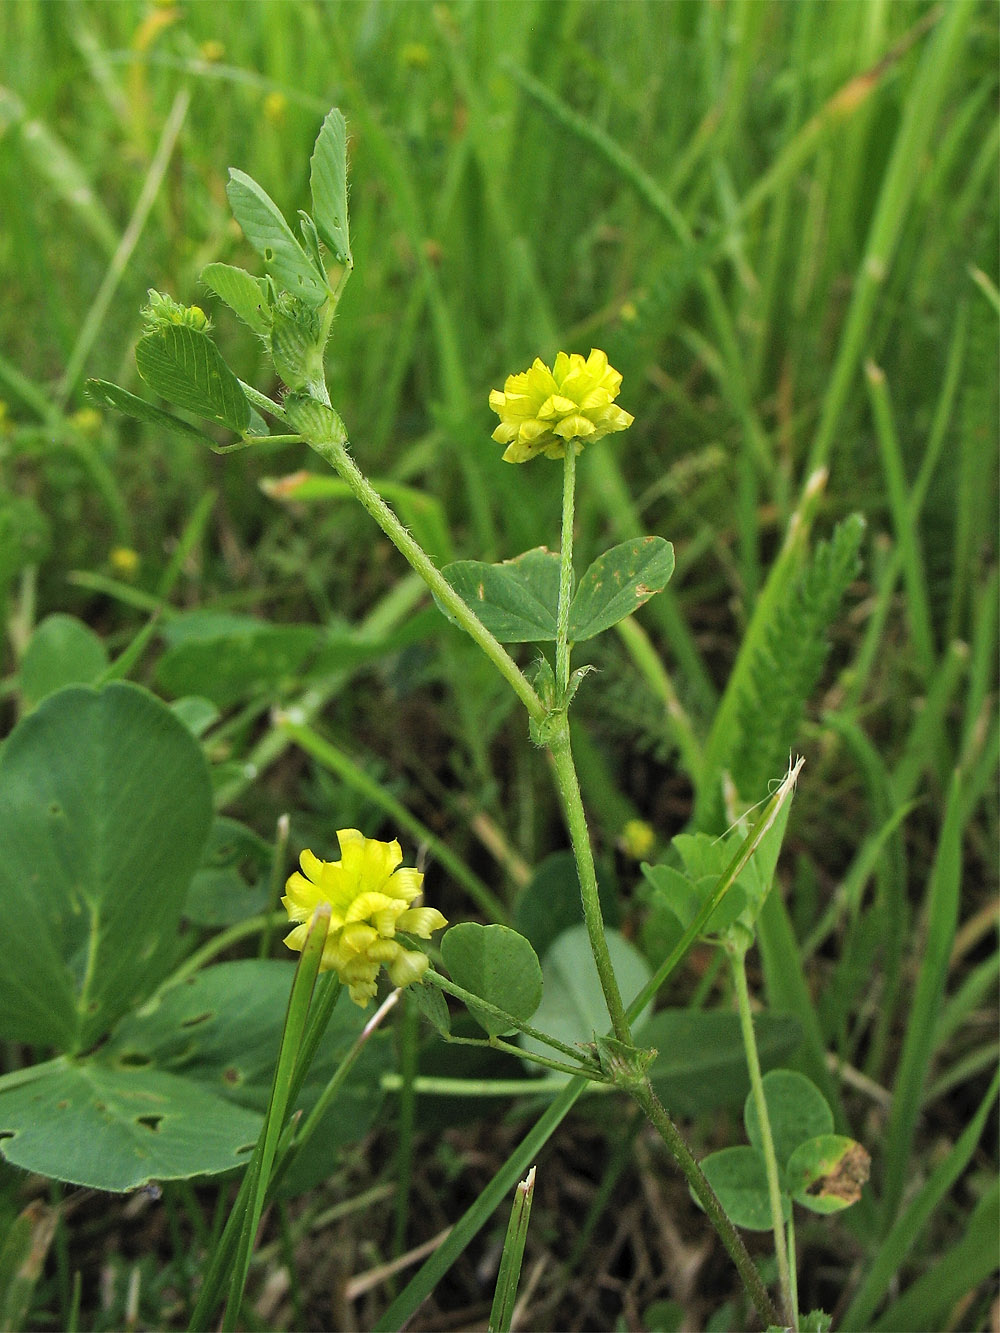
top-left (387, 948), bottom-right (429, 988)
top-left (398, 906), bottom-right (448, 937)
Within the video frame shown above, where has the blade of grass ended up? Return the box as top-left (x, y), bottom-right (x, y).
top-left (879, 770), bottom-right (965, 1233)
top-left (221, 905), bottom-right (330, 1331)
top-left (863, 360), bottom-right (935, 676)
top-left (372, 1076), bottom-right (588, 1333)
top-left (841, 1068), bottom-right (999, 1329)
top-left (55, 87), bottom-right (191, 407)
top-left (488, 1166), bottom-right (536, 1333)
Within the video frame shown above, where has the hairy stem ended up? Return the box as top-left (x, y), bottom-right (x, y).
top-left (547, 725), bottom-right (631, 1044)
top-left (630, 1078), bottom-right (781, 1328)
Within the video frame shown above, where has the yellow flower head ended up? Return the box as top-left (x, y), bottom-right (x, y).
top-left (282, 830), bottom-right (448, 1007)
top-left (489, 348), bottom-right (634, 464)
top-left (620, 818), bottom-right (656, 860)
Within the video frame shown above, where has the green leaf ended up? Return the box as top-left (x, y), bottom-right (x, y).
top-left (519, 924), bottom-right (652, 1069)
top-left (270, 299), bottom-right (323, 391)
top-left (19, 614), bottom-right (108, 710)
top-left (155, 612), bottom-right (321, 708)
top-left (440, 548), bottom-right (560, 642)
top-left (185, 817), bottom-right (272, 927)
top-left (513, 851), bottom-right (619, 961)
top-left (310, 107), bottom-right (352, 265)
top-left (135, 326), bottom-right (251, 435)
top-left (698, 1146), bottom-right (790, 1231)
top-left (744, 1069), bottom-right (833, 1172)
top-left (282, 393), bottom-right (348, 446)
top-left (643, 1010), bottom-right (802, 1116)
top-left (201, 263), bottom-right (271, 335)
top-left (84, 378), bottom-right (215, 444)
top-left (568, 538), bottom-right (674, 641)
top-left (0, 682), bottom-right (213, 1052)
top-left (410, 981), bottom-right (452, 1038)
top-left (640, 862), bottom-right (748, 937)
top-left (0, 1060), bottom-right (260, 1191)
top-left (786, 1134), bottom-right (870, 1213)
top-left (226, 168), bottom-right (328, 305)
top-left (103, 960), bottom-right (391, 1198)
top-left (441, 923), bottom-right (543, 1038)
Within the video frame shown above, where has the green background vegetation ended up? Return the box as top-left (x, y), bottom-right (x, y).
top-left (0, 1), bottom-right (996, 1329)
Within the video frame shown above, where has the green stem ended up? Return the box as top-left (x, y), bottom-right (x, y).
top-left (305, 434), bottom-right (544, 723)
top-left (629, 1078), bottom-right (781, 1328)
top-left (424, 968), bottom-right (602, 1072)
top-left (556, 445), bottom-right (576, 694)
top-left (731, 946), bottom-right (796, 1328)
top-left (547, 725), bottom-right (631, 1045)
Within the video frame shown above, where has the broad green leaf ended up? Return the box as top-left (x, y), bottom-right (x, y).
top-left (786, 1134), bottom-right (871, 1213)
top-left (135, 326), bottom-right (250, 435)
top-left (226, 168), bottom-right (328, 305)
top-left (519, 924), bottom-right (652, 1069)
top-left (513, 851), bottom-right (619, 961)
top-left (201, 262), bottom-right (271, 335)
top-left (440, 548), bottom-right (560, 642)
top-left (698, 1146), bottom-right (790, 1231)
top-left (185, 817), bottom-right (272, 926)
top-left (310, 107), bottom-right (352, 265)
top-left (568, 538), bottom-right (674, 641)
top-left (0, 1059), bottom-right (260, 1191)
top-left (643, 1010), bottom-right (802, 1116)
top-left (745, 1069), bottom-right (833, 1172)
top-left (103, 959), bottom-right (391, 1197)
top-left (85, 378), bottom-right (215, 443)
top-left (441, 923), bottom-right (543, 1038)
top-left (155, 612), bottom-right (321, 708)
top-left (170, 696), bottom-right (220, 738)
top-left (19, 614), bottom-right (108, 710)
top-left (640, 862), bottom-right (748, 937)
top-left (0, 683), bottom-right (213, 1052)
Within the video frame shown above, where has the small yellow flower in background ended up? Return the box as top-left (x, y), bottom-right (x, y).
top-left (69, 407), bottom-right (102, 435)
top-left (263, 91), bottom-right (287, 124)
top-left (282, 829), bottom-right (448, 1007)
top-left (489, 348), bottom-right (634, 464)
top-left (620, 818), bottom-right (656, 860)
top-left (199, 39), bottom-right (225, 64)
top-left (110, 546), bottom-right (141, 578)
top-left (400, 41), bottom-right (431, 69)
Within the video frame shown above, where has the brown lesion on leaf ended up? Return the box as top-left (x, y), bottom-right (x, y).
top-left (635, 583), bottom-right (651, 597)
top-left (806, 1142), bottom-right (871, 1204)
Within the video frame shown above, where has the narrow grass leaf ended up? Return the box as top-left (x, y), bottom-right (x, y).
top-left (880, 770), bottom-right (965, 1232)
top-left (489, 1167), bottom-right (535, 1333)
top-left (841, 1069), bottom-right (999, 1330)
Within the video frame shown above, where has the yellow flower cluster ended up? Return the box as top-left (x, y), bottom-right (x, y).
top-left (282, 830), bottom-right (447, 1007)
top-left (489, 348), bottom-right (634, 464)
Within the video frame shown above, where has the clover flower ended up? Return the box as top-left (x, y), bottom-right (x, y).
top-left (489, 348), bottom-right (634, 464)
top-left (282, 829), bottom-right (447, 1007)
